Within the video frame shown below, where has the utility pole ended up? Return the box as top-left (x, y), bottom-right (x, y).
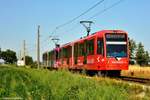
top-left (19, 50), bottom-right (21, 60)
top-left (47, 51), bottom-right (49, 68)
top-left (37, 25), bottom-right (40, 69)
top-left (23, 40), bottom-right (26, 65)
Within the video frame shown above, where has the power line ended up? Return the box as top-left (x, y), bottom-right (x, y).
top-left (54, 23), bottom-right (80, 36)
top-left (41, 0), bottom-right (125, 51)
top-left (40, 27), bottom-right (58, 45)
top-left (56, 0), bottom-right (105, 29)
top-left (41, 36), bottom-right (52, 45)
top-left (41, 0), bottom-right (105, 44)
top-left (60, 0), bottom-right (125, 36)
top-left (88, 0), bottom-right (124, 20)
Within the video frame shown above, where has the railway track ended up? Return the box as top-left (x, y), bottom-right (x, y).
top-left (116, 76), bottom-right (150, 85)
top-left (82, 73), bottom-right (150, 86)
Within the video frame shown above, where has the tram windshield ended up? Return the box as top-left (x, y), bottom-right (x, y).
top-left (105, 33), bottom-right (127, 58)
top-left (106, 44), bottom-right (127, 57)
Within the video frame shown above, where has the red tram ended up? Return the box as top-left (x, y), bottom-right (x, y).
top-left (43, 30), bottom-right (129, 76)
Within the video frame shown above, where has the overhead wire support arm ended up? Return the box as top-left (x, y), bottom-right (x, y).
top-left (51, 37), bottom-right (60, 46)
top-left (80, 21), bottom-right (93, 36)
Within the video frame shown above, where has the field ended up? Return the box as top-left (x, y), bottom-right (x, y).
top-left (0, 65), bottom-right (150, 100)
top-left (121, 65), bottom-right (150, 79)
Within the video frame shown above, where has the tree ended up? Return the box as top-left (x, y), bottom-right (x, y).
top-left (129, 38), bottom-right (136, 64)
top-left (1, 49), bottom-right (17, 64)
top-left (24, 56), bottom-right (33, 65)
top-left (129, 38), bottom-right (136, 59)
top-left (136, 42), bottom-right (146, 66)
top-left (145, 51), bottom-right (150, 65)
top-left (0, 48), bottom-right (1, 59)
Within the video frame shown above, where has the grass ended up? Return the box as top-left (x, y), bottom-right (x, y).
top-left (0, 65), bottom-right (150, 100)
top-left (121, 65), bottom-right (150, 79)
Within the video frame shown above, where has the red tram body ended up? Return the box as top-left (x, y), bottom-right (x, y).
top-left (43, 30), bottom-right (129, 75)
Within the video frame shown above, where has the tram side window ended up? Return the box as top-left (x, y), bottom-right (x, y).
top-left (49, 52), bottom-right (51, 61)
top-left (74, 43), bottom-right (78, 57)
top-left (68, 46), bottom-right (72, 58)
top-left (87, 39), bottom-right (94, 55)
top-left (97, 38), bottom-right (104, 56)
top-left (59, 49), bottom-right (61, 59)
top-left (64, 48), bottom-right (67, 58)
top-left (79, 43), bottom-right (84, 56)
top-left (65, 46), bottom-right (72, 58)
top-left (74, 43), bottom-right (78, 64)
top-left (60, 49), bottom-right (62, 58)
top-left (61, 48), bottom-right (66, 58)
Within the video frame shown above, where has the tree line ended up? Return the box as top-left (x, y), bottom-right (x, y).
top-left (129, 38), bottom-right (150, 66)
top-left (0, 48), bottom-right (33, 65)
top-left (0, 49), bottom-right (17, 64)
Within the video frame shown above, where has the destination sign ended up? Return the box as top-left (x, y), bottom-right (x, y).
top-left (106, 34), bottom-right (125, 39)
top-left (106, 33), bottom-right (126, 41)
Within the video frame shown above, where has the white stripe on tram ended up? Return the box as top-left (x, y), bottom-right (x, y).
top-left (106, 41), bottom-right (127, 44)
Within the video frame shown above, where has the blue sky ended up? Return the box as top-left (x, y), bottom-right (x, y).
top-left (0, 0), bottom-right (150, 60)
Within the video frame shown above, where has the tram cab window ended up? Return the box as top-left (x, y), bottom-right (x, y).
top-left (97, 38), bottom-right (104, 56)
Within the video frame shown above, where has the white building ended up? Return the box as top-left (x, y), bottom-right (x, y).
top-left (0, 59), bottom-right (5, 64)
top-left (17, 60), bottom-right (25, 66)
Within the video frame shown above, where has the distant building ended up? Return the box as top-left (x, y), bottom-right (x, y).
top-left (0, 59), bottom-right (5, 64)
top-left (17, 60), bottom-right (25, 66)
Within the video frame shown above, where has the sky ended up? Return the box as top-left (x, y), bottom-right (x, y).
top-left (0, 0), bottom-right (150, 61)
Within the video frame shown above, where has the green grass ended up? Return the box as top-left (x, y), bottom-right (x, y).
top-left (0, 65), bottom-right (150, 100)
